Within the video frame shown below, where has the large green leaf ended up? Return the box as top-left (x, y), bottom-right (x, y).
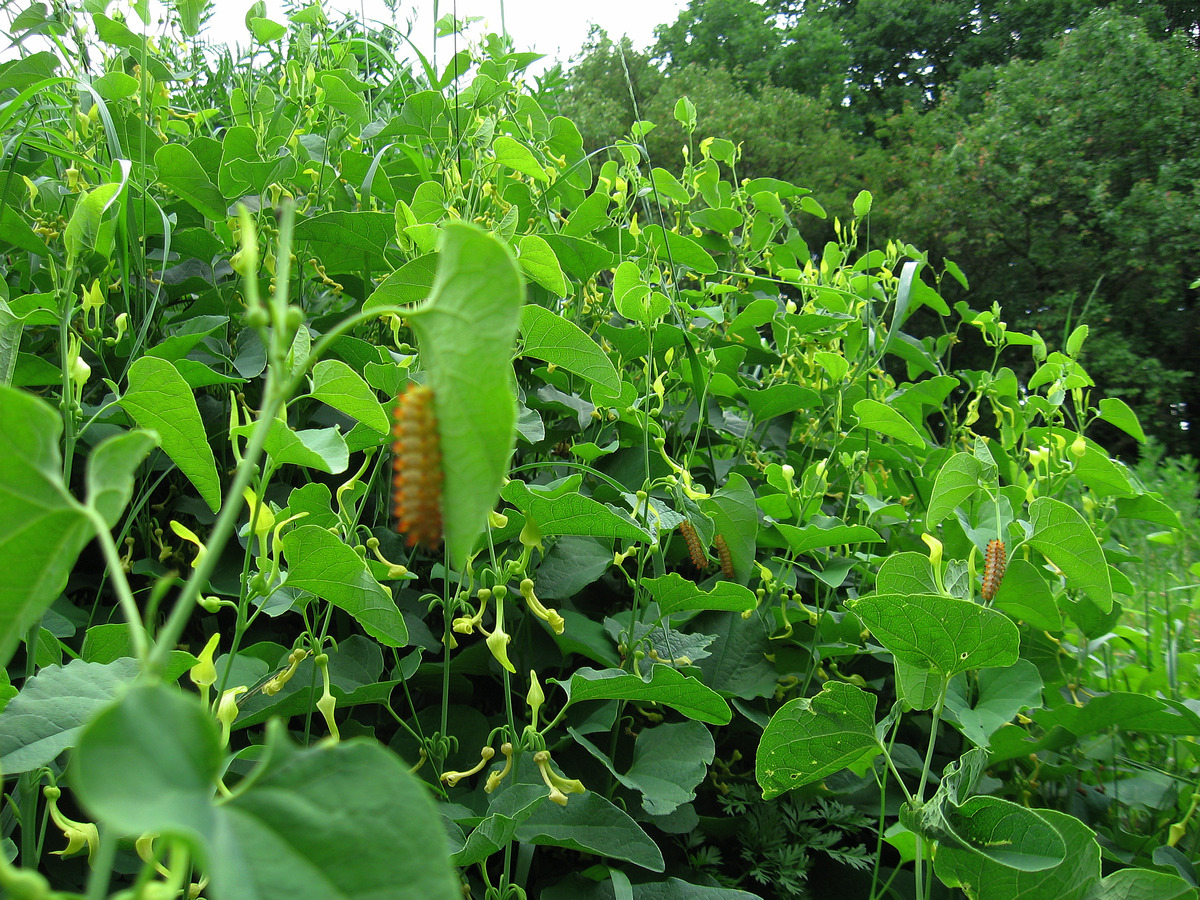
top-left (757, 681), bottom-right (881, 800)
top-left (74, 684), bottom-right (222, 850)
top-left (282, 525), bottom-right (407, 648)
top-left (86, 430), bottom-right (158, 528)
top-left (119, 356), bottom-right (222, 512)
top-left (700, 473), bottom-right (757, 584)
top-left (944, 660), bottom-right (1044, 749)
top-left (1028, 497), bottom-right (1112, 612)
top-left (404, 223), bottom-right (524, 566)
top-left (520, 304), bottom-right (620, 393)
top-left (853, 398), bottom-right (927, 448)
top-left (0, 658), bottom-right (139, 775)
top-left (518, 234), bottom-right (567, 295)
top-left (309, 359), bottom-right (390, 435)
top-left (642, 573), bottom-right (756, 616)
top-left (935, 808), bottom-right (1100, 900)
top-left (75, 687), bottom-right (460, 900)
top-left (850, 593), bottom-right (1019, 677)
top-left (0, 386), bottom-right (93, 668)
top-left (927, 452), bottom-right (984, 528)
top-left (557, 666), bottom-right (730, 725)
top-left (502, 480), bottom-right (653, 542)
top-left (607, 720), bottom-right (714, 815)
top-left (155, 143), bottom-right (226, 220)
top-left (516, 791), bottom-right (664, 871)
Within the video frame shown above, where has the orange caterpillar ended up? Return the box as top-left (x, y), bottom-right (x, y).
top-left (982, 539), bottom-right (1007, 601)
top-left (714, 534), bottom-right (733, 579)
top-left (679, 520), bottom-right (705, 570)
top-left (391, 384), bottom-right (443, 549)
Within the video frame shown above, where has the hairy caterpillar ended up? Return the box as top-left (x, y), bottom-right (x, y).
top-left (714, 534), bottom-right (733, 579)
top-left (679, 520), bottom-right (705, 570)
top-left (982, 539), bottom-right (1007, 601)
top-left (391, 384), bottom-right (443, 549)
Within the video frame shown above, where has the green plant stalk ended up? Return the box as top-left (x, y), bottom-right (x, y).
top-left (82, 506), bottom-right (149, 661)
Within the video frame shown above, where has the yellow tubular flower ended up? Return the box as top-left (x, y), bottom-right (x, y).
top-left (314, 653), bottom-right (339, 741)
top-left (484, 743), bottom-right (515, 793)
top-left (262, 648), bottom-right (307, 696)
top-left (45, 787), bottom-right (99, 865)
top-left (485, 592), bottom-right (517, 673)
top-left (189, 633), bottom-right (220, 707)
top-left (520, 579), bottom-right (565, 635)
top-left (534, 750), bottom-right (585, 806)
top-left (441, 746), bottom-right (496, 787)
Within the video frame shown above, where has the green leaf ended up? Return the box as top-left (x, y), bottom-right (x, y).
top-left (517, 790), bottom-right (664, 871)
top-left (850, 593), bottom-right (1019, 677)
top-left (1028, 497), bottom-right (1112, 612)
top-left (557, 666), bottom-right (730, 725)
top-left (86, 430), bottom-right (158, 528)
top-left (493, 135), bottom-right (548, 182)
top-left (0, 386), bottom-right (93, 668)
top-left (77, 691), bottom-right (461, 900)
top-left (935, 808), bottom-right (1099, 899)
top-left (282, 525), bottom-right (407, 648)
top-left (907, 791), bottom-right (1066, 872)
top-left (119, 356), bottom-right (222, 512)
top-left (64, 181), bottom-right (122, 265)
top-left (310, 359), bottom-right (390, 435)
top-left (642, 225), bottom-right (717, 274)
top-left (452, 785), bottom-right (546, 867)
top-left (944, 660), bottom-right (1044, 748)
top-left (0, 658), bottom-right (139, 775)
top-left (613, 260), bottom-right (668, 324)
top-left (927, 453), bottom-right (984, 528)
top-left (776, 518), bottom-right (882, 554)
top-left (756, 681), bottom-right (881, 800)
top-left (406, 223), bottom-right (524, 567)
top-left (642, 573), bottom-right (756, 616)
top-left (220, 728), bottom-right (462, 899)
top-left (502, 481), bottom-right (653, 542)
top-left (74, 684), bottom-right (221, 848)
top-left (576, 720), bottom-right (714, 816)
top-left (294, 210), bottom-right (397, 257)
top-left (992, 558), bottom-right (1062, 630)
top-left (1088, 868), bottom-right (1198, 899)
top-left (520, 305), bottom-right (620, 393)
top-left (518, 234), bottom-right (567, 295)
top-left (875, 552), bottom-right (939, 595)
top-left (700, 473), bottom-right (757, 584)
top-left (1096, 397), bottom-right (1146, 443)
top-left (154, 144), bottom-right (226, 220)
top-left (1033, 691), bottom-right (1200, 739)
top-left (233, 419), bottom-right (349, 474)
top-left (853, 399), bottom-right (927, 448)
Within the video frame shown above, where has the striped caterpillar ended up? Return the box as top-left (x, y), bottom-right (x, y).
top-left (679, 520), bottom-right (705, 570)
top-left (982, 539), bottom-right (1007, 601)
top-left (714, 534), bottom-right (733, 579)
top-left (391, 384), bottom-right (443, 549)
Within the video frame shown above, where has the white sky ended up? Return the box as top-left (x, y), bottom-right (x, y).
top-left (201, 0), bottom-right (689, 66)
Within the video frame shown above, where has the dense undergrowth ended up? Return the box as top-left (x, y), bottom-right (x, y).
top-left (0, 3), bottom-right (1198, 899)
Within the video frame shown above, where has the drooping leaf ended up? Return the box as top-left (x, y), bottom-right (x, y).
top-left (1028, 497), bottom-right (1113, 612)
top-left (404, 224), bottom-right (524, 566)
top-left (282, 525), bottom-right (407, 648)
top-left (520, 305), bottom-right (620, 393)
top-left (119, 356), bottom-right (222, 512)
top-left (0, 387), bottom-right (93, 668)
